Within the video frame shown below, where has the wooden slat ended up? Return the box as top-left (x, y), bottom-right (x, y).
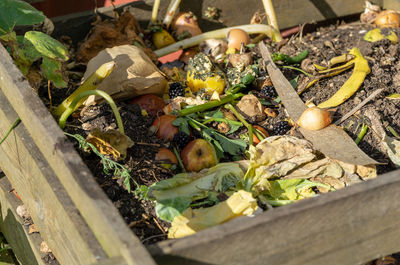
top-left (0, 177), bottom-right (45, 265)
top-left (0, 91), bottom-right (107, 264)
top-left (0, 45), bottom-right (155, 265)
top-left (149, 169), bottom-right (400, 265)
top-left (384, 0), bottom-right (400, 11)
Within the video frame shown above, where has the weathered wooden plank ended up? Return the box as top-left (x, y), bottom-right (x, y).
top-left (149, 169), bottom-right (400, 265)
top-left (384, 0), bottom-right (400, 11)
top-left (0, 177), bottom-right (45, 265)
top-left (90, 256), bottom-right (127, 265)
top-left (0, 91), bottom-right (107, 264)
top-left (0, 44), bottom-right (155, 265)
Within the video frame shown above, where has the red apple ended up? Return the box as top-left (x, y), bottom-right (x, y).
top-left (130, 94), bottom-right (166, 116)
top-left (181, 139), bottom-right (218, 172)
top-left (152, 114), bottom-right (179, 141)
top-left (155, 147), bottom-right (178, 165)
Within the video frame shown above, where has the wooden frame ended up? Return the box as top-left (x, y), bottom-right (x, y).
top-left (1, 0), bottom-right (400, 264)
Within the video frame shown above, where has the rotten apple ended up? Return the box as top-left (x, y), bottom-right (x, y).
top-left (181, 139), bottom-right (218, 172)
top-left (152, 114), bottom-right (179, 141)
top-left (130, 94), bottom-right (166, 116)
top-left (155, 147), bottom-right (178, 165)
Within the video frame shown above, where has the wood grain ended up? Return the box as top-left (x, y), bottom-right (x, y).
top-left (0, 177), bottom-right (45, 265)
top-left (0, 43), bottom-right (155, 265)
top-left (149, 169), bottom-right (400, 265)
top-left (0, 90), bottom-right (106, 264)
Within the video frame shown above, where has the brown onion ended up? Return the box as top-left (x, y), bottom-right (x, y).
top-left (297, 107), bottom-right (332, 131)
top-left (374, 10), bottom-right (400, 28)
top-left (172, 12), bottom-right (202, 37)
top-left (227, 28), bottom-right (250, 50)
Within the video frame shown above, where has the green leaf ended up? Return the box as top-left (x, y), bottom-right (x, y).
top-left (290, 76), bottom-right (299, 89)
top-left (172, 117), bottom-right (190, 135)
top-left (155, 197), bottom-right (192, 222)
top-left (241, 74), bottom-right (255, 85)
top-left (0, 0), bottom-right (45, 34)
top-left (210, 130), bottom-right (247, 156)
top-left (227, 123), bottom-right (241, 134)
top-left (41, 56), bottom-right (68, 88)
top-left (24, 31), bottom-right (69, 61)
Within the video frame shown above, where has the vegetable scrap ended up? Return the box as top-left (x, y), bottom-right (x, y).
top-left (5, 0), bottom-right (400, 246)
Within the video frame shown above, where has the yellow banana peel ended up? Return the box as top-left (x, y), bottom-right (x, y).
top-left (318, 48), bottom-right (370, 108)
top-left (363, 28), bottom-right (398, 44)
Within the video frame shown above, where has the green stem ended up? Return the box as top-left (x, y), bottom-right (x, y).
top-left (387, 126), bottom-right (400, 139)
top-left (272, 50), bottom-right (309, 64)
top-left (281, 65), bottom-right (314, 77)
top-left (225, 104), bottom-right (253, 146)
top-left (202, 118), bottom-right (242, 126)
top-left (253, 127), bottom-right (266, 141)
top-left (173, 146), bottom-right (186, 172)
top-left (0, 118), bottom-right (21, 145)
top-left (179, 93), bottom-right (243, 116)
top-left (355, 123), bottom-right (368, 145)
top-left (59, 90), bottom-right (124, 134)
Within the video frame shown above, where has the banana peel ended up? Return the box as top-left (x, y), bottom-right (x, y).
top-left (317, 48), bottom-right (370, 108)
top-left (363, 28), bottom-right (398, 44)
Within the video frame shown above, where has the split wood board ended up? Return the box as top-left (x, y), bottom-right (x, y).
top-left (0, 43), bottom-right (155, 265)
top-left (0, 176), bottom-right (45, 265)
top-left (149, 169), bottom-right (400, 265)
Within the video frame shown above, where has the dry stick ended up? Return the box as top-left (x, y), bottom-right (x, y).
top-left (335, 88), bottom-right (383, 125)
top-left (261, 0), bottom-right (282, 42)
top-left (47, 80), bottom-right (52, 111)
top-left (153, 218), bottom-right (166, 235)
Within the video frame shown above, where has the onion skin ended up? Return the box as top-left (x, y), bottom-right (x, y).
top-left (155, 147), bottom-right (178, 164)
top-left (374, 10), bottom-right (400, 28)
top-left (227, 28), bottom-right (250, 50)
top-left (152, 114), bottom-right (179, 141)
top-left (172, 12), bottom-right (202, 37)
top-left (297, 107), bottom-right (332, 131)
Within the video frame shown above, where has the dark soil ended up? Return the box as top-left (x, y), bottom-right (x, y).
top-left (40, 20), bottom-right (400, 250)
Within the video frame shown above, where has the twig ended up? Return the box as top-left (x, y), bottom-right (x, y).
top-left (47, 80), bottom-right (52, 110)
top-left (335, 88), bottom-right (383, 125)
top-left (153, 217), bottom-right (166, 234)
top-left (141, 234), bottom-right (166, 243)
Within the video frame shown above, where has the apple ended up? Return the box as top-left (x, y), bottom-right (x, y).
top-left (253, 125), bottom-right (269, 145)
top-left (152, 114), bottom-right (179, 141)
top-left (130, 94), bottom-right (166, 116)
top-left (155, 147), bottom-right (178, 165)
top-left (181, 139), bottom-right (218, 172)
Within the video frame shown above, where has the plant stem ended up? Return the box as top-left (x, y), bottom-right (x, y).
top-left (355, 123), bottom-right (368, 145)
top-left (59, 90), bottom-right (124, 134)
top-left (387, 126), bottom-right (400, 139)
top-left (179, 93), bottom-right (243, 116)
top-left (202, 118), bottom-right (242, 126)
top-left (0, 118), bottom-right (21, 145)
top-left (162, 0), bottom-right (181, 28)
top-left (225, 104), bottom-right (253, 146)
top-left (53, 61), bottom-right (115, 117)
top-left (173, 146), bottom-right (186, 172)
top-left (261, 0), bottom-right (282, 42)
top-left (151, 0), bottom-right (161, 23)
top-left (154, 24), bottom-right (275, 57)
top-left (281, 65), bottom-right (314, 77)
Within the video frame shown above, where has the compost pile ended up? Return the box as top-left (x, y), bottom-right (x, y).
top-left (3, 0), bottom-right (400, 252)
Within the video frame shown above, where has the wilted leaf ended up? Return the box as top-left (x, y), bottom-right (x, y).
top-left (28, 224), bottom-right (39, 234)
top-left (283, 158), bottom-right (344, 180)
top-left (86, 128), bottom-right (134, 160)
top-left (155, 197), bottom-right (192, 222)
top-left (0, 0), bottom-right (45, 35)
top-left (168, 190), bottom-right (258, 238)
top-left (41, 56), bottom-right (68, 88)
top-left (24, 31), bottom-right (69, 60)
